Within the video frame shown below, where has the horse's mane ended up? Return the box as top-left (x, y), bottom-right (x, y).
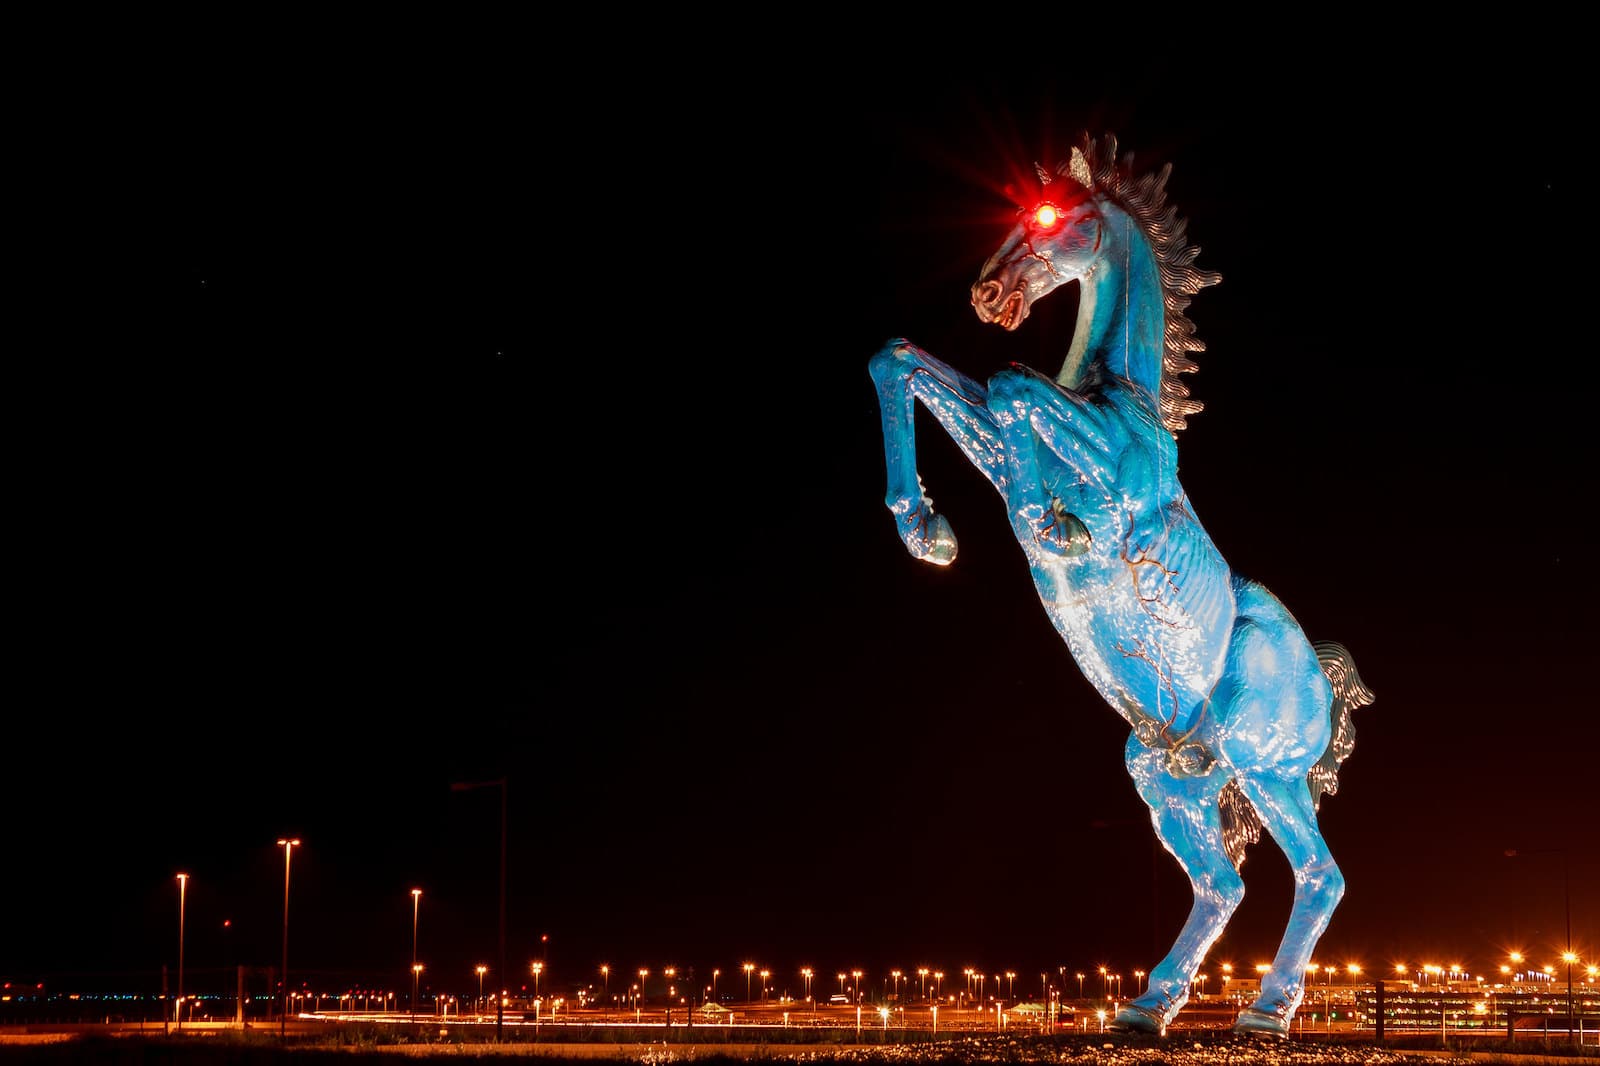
top-left (1057, 133), bottom-right (1222, 433)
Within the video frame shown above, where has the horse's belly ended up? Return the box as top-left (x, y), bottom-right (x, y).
top-left (1035, 553), bottom-right (1234, 730)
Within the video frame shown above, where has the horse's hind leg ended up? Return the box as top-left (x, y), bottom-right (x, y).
top-left (1109, 736), bottom-right (1242, 1035)
top-left (1230, 773), bottom-right (1345, 1036)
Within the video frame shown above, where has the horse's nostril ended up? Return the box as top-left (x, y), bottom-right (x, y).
top-left (972, 279), bottom-right (1003, 308)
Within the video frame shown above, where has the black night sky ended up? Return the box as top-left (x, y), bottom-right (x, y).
top-left (10, 37), bottom-right (1595, 1006)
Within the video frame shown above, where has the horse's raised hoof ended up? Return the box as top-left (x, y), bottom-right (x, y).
top-left (1107, 1003), bottom-right (1164, 1035)
top-left (900, 510), bottom-right (958, 566)
top-left (1232, 1006), bottom-right (1289, 1037)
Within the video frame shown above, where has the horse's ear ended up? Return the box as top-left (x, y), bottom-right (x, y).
top-left (1068, 147), bottom-right (1093, 190)
top-left (1034, 161), bottom-right (1052, 187)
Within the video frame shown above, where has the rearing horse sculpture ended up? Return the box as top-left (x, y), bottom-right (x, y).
top-left (868, 133), bottom-right (1373, 1037)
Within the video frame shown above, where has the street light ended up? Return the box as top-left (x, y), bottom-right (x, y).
top-left (601, 964), bottom-right (610, 998)
top-left (852, 970), bottom-right (862, 1004)
top-left (1134, 969), bottom-right (1145, 996)
top-left (1005, 972), bottom-right (1016, 1002)
top-left (712, 968), bottom-right (719, 1002)
top-left (744, 963), bottom-right (755, 1003)
top-left (760, 970), bottom-right (770, 1001)
top-left (410, 889), bottom-right (422, 1022)
top-left (449, 777), bottom-right (507, 1041)
top-left (412, 964), bottom-right (423, 1017)
top-left (891, 970), bottom-right (902, 1002)
top-left (176, 873), bottom-right (188, 1032)
top-left (1505, 846), bottom-right (1574, 1044)
top-left (1076, 972), bottom-right (1085, 1000)
top-left (918, 968), bottom-right (928, 1001)
top-left (533, 961), bottom-right (544, 999)
top-left (801, 968), bottom-right (813, 1001)
top-left (1562, 951), bottom-right (1580, 1040)
top-left (476, 966), bottom-right (487, 1017)
top-left (276, 838), bottom-right (299, 1039)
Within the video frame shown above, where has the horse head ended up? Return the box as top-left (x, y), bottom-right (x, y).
top-left (970, 147), bottom-right (1103, 333)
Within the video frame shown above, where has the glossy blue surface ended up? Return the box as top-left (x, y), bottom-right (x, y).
top-left (869, 136), bottom-right (1373, 1037)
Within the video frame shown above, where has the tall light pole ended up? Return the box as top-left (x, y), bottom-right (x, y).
top-left (276, 839), bottom-right (299, 1038)
top-left (176, 870), bottom-right (188, 1030)
top-left (712, 968), bottom-right (718, 1002)
top-left (412, 964), bottom-right (423, 1018)
top-left (1076, 972), bottom-right (1085, 1000)
top-left (410, 889), bottom-right (422, 1022)
top-left (476, 966), bottom-right (487, 1017)
top-left (801, 968), bottom-right (813, 1001)
top-left (891, 970), bottom-right (902, 1002)
top-left (601, 965), bottom-right (610, 999)
top-left (744, 963), bottom-right (754, 1003)
top-left (1506, 845), bottom-right (1574, 1043)
top-left (852, 970), bottom-right (862, 1004)
top-left (918, 968), bottom-right (928, 1002)
top-left (450, 777), bottom-right (507, 1041)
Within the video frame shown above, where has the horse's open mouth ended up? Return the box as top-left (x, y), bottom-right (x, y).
top-left (993, 288), bottom-right (1026, 331)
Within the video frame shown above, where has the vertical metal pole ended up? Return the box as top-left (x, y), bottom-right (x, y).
top-left (498, 779), bottom-right (507, 1042)
top-left (1561, 845), bottom-right (1574, 1043)
top-left (177, 870), bottom-right (188, 1030)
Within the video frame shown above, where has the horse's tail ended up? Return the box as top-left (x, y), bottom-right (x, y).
top-left (1307, 640), bottom-right (1375, 810)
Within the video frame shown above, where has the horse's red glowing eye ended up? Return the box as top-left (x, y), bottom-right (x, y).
top-left (1035, 203), bottom-right (1059, 228)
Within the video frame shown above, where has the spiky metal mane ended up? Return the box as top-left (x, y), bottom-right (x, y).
top-left (1059, 133), bottom-right (1222, 432)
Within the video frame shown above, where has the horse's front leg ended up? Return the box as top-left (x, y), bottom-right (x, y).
top-left (867, 339), bottom-right (1006, 565)
top-left (985, 367), bottom-right (1112, 558)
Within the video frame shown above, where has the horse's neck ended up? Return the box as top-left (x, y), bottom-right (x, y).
top-left (1057, 210), bottom-right (1165, 400)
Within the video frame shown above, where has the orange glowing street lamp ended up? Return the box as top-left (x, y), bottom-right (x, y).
top-left (801, 967), bottom-right (813, 1001)
top-left (744, 963), bottom-right (755, 1002)
top-left (601, 964), bottom-right (610, 996)
top-left (175, 873), bottom-right (188, 1032)
top-left (918, 968), bottom-right (929, 1001)
top-left (532, 961), bottom-right (543, 999)
top-left (412, 963), bottom-right (424, 1019)
top-left (852, 970), bottom-right (863, 1003)
top-left (410, 889), bottom-right (422, 1021)
top-left (1562, 952), bottom-right (1580, 1039)
top-left (476, 966), bottom-right (488, 1014)
top-left (275, 838), bottom-right (300, 1039)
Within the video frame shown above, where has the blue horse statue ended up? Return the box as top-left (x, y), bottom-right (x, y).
top-left (868, 134), bottom-right (1373, 1037)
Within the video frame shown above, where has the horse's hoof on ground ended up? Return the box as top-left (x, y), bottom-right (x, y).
top-left (1232, 1007), bottom-right (1288, 1037)
top-left (1108, 1003), bottom-right (1164, 1035)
